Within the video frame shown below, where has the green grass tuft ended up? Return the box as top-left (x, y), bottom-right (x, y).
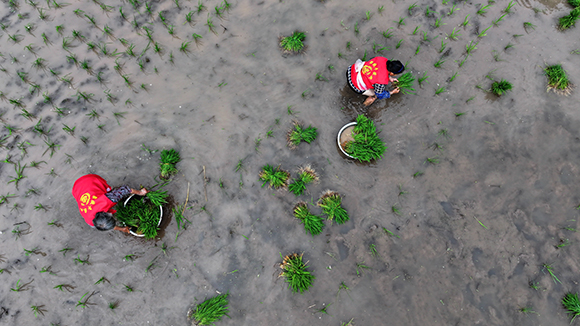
top-left (343, 115), bottom-right (387, 162)
top-left (146, 188), bottom-right (168, 207)
top-left (393, 72), bottom-right (416, 94)
top-left (490, 79), bottom-right (513, 96)
top-left (317, 190), bottom-right (349, 224)
top-left (160, 149), bottom-right (180, 179)
top-left (190, 292), bottom-right (229, 325)
top-left (115, 195), bottom-right (161, 238)
top-left (279, 253), bottom-right (315, 293)
top-left (288, 166), bottom-right (318, 196)
top-left (259, 165), bottom-right (290, 189)
top-left (287, 122), bottom-right (318, 148)
top-left (543, 64), bottom-right (571, 95)
top-left (559, 8), bottom-right (580, 30)
top-left (563, 293), bottom-right (580, 322)
top-left (293, 202), bottom-right (324, 236)
top-left (280, 31), bottom-right (306, 53)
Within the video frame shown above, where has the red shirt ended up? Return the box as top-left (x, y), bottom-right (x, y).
top-left (349, 56), bottom-right (390, 90)
top-left (72, 174), bottom-right (116, 226)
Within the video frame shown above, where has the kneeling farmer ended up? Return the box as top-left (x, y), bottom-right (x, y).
top-left (72, 174), bottom-right (148, 233)
top-left (347, 56), bottom-right (405, 106)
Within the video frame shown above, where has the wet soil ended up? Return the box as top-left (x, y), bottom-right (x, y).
top-left (1, 0), bottom-right (580, 325)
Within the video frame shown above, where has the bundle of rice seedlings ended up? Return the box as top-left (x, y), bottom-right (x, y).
top-left (544, 64), bottom-right (572, 95)
top-left (562, 293), bottom-right (580, 322)
top-left (279, 253), bottom-right (315, 293)
top-left (189, 292), bottom-right (229, 326)
top-left (160, 149), bottom-right (180, 179)
top-left (280, 31), bottom-right (306, 54)
top-left (287, 122), bottom-right (318, 149)
top-left (293, 202), bottom-right (324, 235)
top-left (559, 8), bottom-right (579, 30)
top-left (146, 188), bottom-right (169, 207)
top-left (288, 165), bottom-right (319, 196)
top-left (490, 79), bottom-right (513, 96)
top-left (317, 190), bottom-right (349, 224)
top-left (569, 0), bottom-right (580, 7)
top-left (392, 72), bottom-right (417, 94)
top-left (259, 164), bottom-right (290, 189)
top-left (115, 196), bottom-right (161, 239)
top-left (343, 115), bottom-right (387, 162)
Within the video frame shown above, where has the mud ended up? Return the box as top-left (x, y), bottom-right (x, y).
top-left (1, 0), bottom-right (580, 325)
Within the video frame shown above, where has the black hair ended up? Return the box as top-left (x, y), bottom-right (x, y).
top-left (93, 212), bottom-right (116, 231)
top-left (387, 60), bottom-right (405, 74)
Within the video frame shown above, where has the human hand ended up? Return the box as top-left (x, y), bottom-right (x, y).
top-left (114, 226), bottom-right (131, 233)
top-left (137, 188), bottom-right (149, 196)
top-left (390, 76), bottom-right (398, 83)
top-left (391, 88), bottom-right (400, 95)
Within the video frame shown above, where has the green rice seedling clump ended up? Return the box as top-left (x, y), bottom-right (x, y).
top-left (160, 149), bottom-right (180, 179)
top-left (562, 293), bottom-right (580, 322)
top-left (393, 72), bottom-right (416, 94)
top-left (288, 166), bottom-right (318, 196)
top-left (543, 64), bottom-right (571, 95)
top-left (280, 31), bottom-right (306, 54)
top-left (317, 190), bottom-right (349, 224)
top-left (559, 8), bottom-right (580, 30)
top-left (293, 202), bottom-right (324, 235)
top-left (343, 115), bottom-right (387, 162)
top-left (146, 188), bottom-right (169, 207)
top-left (569, 0), bottom-right (580, 7)
top-left (259, 164), bottom-right (290, 189)
top-left (490, 79), bottom-right (513, 96)
top-left (115, 195), bottom-right (161, 238)
top-left (189, 292), bottom-right (229, 325)
top-left (287, 122), bottom-right (318, 148)
top-left (279, 253), bottom-right (315, 293)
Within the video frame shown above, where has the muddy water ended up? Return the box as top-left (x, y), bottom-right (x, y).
top-left (1, 0), bottom-right (580, 325)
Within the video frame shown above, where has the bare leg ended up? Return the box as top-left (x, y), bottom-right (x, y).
top-left (363, 96), bottom-right (377, 106)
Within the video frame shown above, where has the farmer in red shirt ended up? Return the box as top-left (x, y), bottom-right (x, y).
top-left (346, 56), bottom-right (405, 106)
top-left (72, 174), bottom-right (148, 233)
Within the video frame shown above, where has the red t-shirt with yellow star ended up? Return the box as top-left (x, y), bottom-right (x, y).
top-left (72, 174), bottom-right (117, 227)
top-left (349, 56), bottom-right (389, 90)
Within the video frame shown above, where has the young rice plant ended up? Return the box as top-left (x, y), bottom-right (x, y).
top-left (287, 122), bottom-right (318, 149)
top-left (279, 253), bottom-right (315, 293)
top-left (293, 202), bottom-right (324, 236)
top-left (259, 164), bottom-right (290, 189)
top-left (288, 166), bottom-right (319, 196)
top-left (160, 149), bottom-right (180, 179)
top-left (280, 31), bottom-right (306, 54)
top-left (343, 115), bottom-right (387, 162)
top-left (189, 292), bottom-right (229, 325)
top-left (490, 79), bottom-right (513, 96)
top-left (543, 64), bottom-right (572, 95)
top-left (317, 190), bottom-right (349, 224)
top-left (563, 292), bottom-right (580, 322)
top-left (393, 72), bottom-right (416, 94)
